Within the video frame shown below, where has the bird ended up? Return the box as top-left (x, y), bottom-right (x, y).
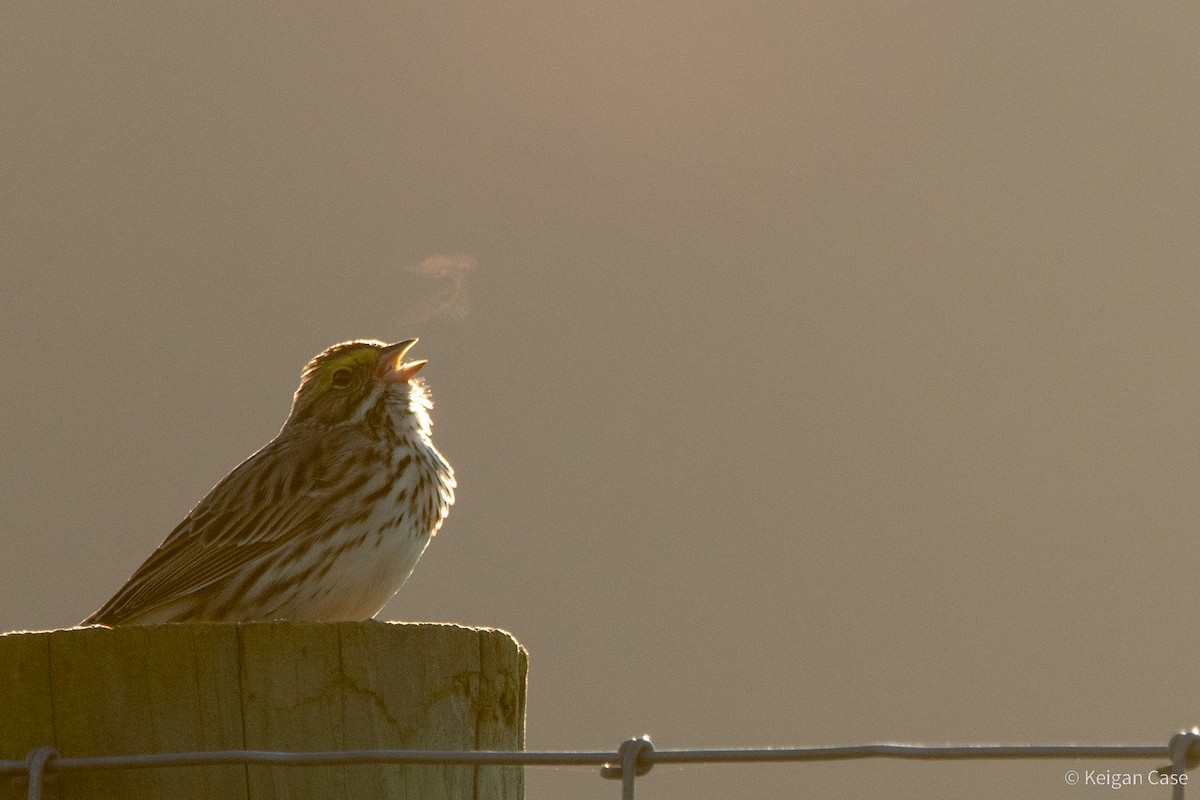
top-left (82, 339), bottom-right (455, 625)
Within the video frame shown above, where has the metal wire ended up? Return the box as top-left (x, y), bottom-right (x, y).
top-left (3, 733), bottom-right (1195, 800)
top-left (22, 747), bottom-right (57, 800)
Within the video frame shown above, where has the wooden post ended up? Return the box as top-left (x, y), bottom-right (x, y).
top-left (0, 621), bottom-right (527, 799)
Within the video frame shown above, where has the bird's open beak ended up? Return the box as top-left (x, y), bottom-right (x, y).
top-left (377, 339), bottom-right (427, 383)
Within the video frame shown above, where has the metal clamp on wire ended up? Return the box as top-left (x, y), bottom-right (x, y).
top-left (600, 736), bottom-right (654, 780)
top-left (24, 747), bottom-right (59, 800)
top-left (1153, 728), bottom-right (1200, 778)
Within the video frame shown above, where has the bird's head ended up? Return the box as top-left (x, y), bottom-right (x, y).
top-left (284, 339), bottom-right (430, 430)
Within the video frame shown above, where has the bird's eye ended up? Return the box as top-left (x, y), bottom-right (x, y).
top-left (330, 369), bottom-right (353, 388)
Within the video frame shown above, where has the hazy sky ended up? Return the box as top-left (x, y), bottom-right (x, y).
top-left (4, 4), bottom-right (1199, 798)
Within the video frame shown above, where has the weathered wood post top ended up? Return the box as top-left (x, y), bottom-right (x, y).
top-left (1, 621), bottom-right (527, 800)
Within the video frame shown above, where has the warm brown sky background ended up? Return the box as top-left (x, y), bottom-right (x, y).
top-left (4, 4), bottom-right (1199, 798)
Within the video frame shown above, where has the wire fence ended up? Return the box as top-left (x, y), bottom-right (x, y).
top-left (5, 731), bottom-right (1198, 800)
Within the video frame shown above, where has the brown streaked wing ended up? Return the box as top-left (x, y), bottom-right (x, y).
top-left (86, 425), bottom-right (379, 623)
